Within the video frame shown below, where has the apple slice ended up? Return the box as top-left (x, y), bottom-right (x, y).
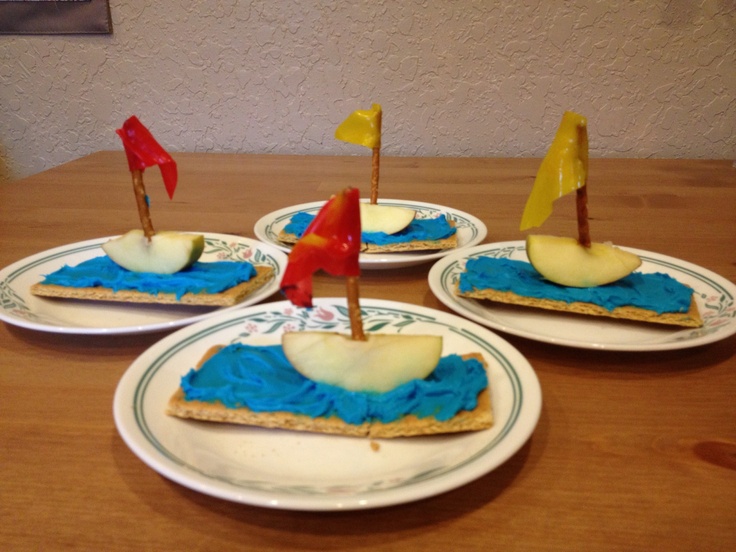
top-left (282, 332), bottom-right (442, 393)
top-left (359, 203), bottom-right (415, 234)
top-left (102, 229), bottom-right (205, 274)
top-left (526, 234), bottom-right (641, 287)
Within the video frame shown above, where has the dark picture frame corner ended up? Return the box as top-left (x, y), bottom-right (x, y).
top-left (0, 0), bottom-right (113, 35)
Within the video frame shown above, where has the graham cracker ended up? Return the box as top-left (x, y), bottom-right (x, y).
top-left (166, 348), bottom-right (493, 439)
top-left (278, 221), bottom-right (457, 253)
top-left (30, 265), bottom-right (274, 307)
top-left (457, 284), bottom-right (703, 328)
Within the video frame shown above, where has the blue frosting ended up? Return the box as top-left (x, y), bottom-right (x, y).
top-left (283, 211), bottom-right (456, 245)
top-left (458, 256), bottom-right (693, 314)
top-left (40, 256), bottom-right (258, 299)
top-left (180, 343), bottom-right (488, 425)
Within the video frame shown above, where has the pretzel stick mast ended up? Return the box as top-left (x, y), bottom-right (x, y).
top-left (369, 108), bottom-right (382, 205)
top-left (576, 185), bottom-right (591, 248)
top-left (131, 169), bottom-right (155, 240)
top-left (346, 276), bottom-right (366, 341)
top-left (575, 122), bottom-right (591, 248)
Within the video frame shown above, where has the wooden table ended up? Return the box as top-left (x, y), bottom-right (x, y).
top-left (2, 152), bottom-right (734, 551)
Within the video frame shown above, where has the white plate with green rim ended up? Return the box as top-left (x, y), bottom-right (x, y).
top-left (113, 298), bottom-right (541, 511)
top-left (0, 233), bottom-right (287, 335)
top-left (429, 241), bottom-right (736, 351)
top-left (254, 199), bottom-right (487, 270)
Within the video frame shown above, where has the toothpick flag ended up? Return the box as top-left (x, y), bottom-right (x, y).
top-left (520, 111), bottom-right (588, 231)
top-left (116, 116), bottom-right (178, 199)
top-left (280, 188), bottom-right (362, 308)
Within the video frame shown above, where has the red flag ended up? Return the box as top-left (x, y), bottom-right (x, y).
top-left (116, 116), bottom-right (178, 199)
top-left (280, 188), bottom-right (362, 307)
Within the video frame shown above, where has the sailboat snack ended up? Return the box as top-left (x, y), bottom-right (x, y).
top-left (30, 116), bottom-right (274, 307)
top-left (168, 188), bottom-right (493, 438)
top-left (278, 104), bottom-right (457, 253)
top-left (456, 111), bottom-right (702, 328)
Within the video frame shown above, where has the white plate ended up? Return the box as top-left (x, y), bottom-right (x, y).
top-left (0, 234), bottom-right (287, 335)
top-left (429, 241), bottom-right (736, 351)
top-left (254, 199), bottom-right (487, 270)
top-left (113, 298), bottom-right (541, 511)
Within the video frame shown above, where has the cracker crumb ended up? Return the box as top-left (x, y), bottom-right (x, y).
top-left (370, 440), bottom-right (380, 452)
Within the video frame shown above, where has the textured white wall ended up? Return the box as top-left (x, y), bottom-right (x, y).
top-left (1, 0), bottom-right (734, 183)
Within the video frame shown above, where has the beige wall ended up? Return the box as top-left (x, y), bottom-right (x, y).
top-left (1, 0), bottom-right (734, 183)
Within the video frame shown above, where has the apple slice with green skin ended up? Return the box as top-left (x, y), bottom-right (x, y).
top-left (282, 332), bottom-right (443, 393)
top-left (102, 229), bottom-right (205, 274)
top-left (359, 203), bottom-right (415, 234)
top-left (526, 234), bottom-right (642, 288)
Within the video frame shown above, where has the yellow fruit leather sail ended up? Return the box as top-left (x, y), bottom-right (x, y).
top-left (520, 111), bottom-right (588, 231)
top-left (335, 104), bottom-right (382, 149)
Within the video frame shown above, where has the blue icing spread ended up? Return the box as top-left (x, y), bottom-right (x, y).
top-left (283, 211), bottom-right (456, 245)
top-left (180, 343), bottom-right (488, 425)
top-left (40, 256), bottom-right (257, 299)
top-left (458, 256), bottom-right (693, 314)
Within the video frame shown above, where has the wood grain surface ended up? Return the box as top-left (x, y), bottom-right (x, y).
top-left (1, 152), bottom-right (734, 551)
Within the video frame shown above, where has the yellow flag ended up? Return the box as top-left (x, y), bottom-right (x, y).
top-left (520, 111), bottom-right (588, 231)
top-left (335, 104), bottom-right (382, 149)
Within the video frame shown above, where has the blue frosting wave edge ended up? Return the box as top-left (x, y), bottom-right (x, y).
top-left (283, 211), bottom-right (456, 245)
top-left (180, 343), bottom-right (488, 425)
top-left (40, 256), bottom-right (257, 299)
top-left (458, 256), bottom-right (693, 314)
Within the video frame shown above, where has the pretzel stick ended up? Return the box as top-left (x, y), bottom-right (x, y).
top-left (574, 117), bottom-right (591, 248)
top-left (576, 185), bottom-right (591, 248)
top-left (370, 108), bottom-right (382, 204)
top-left (131, 169), bottom-right (155, 240)
top-left (370, 148), bottom-right (380, 204)
top-left (346, 276), bottom-right (366, 341)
